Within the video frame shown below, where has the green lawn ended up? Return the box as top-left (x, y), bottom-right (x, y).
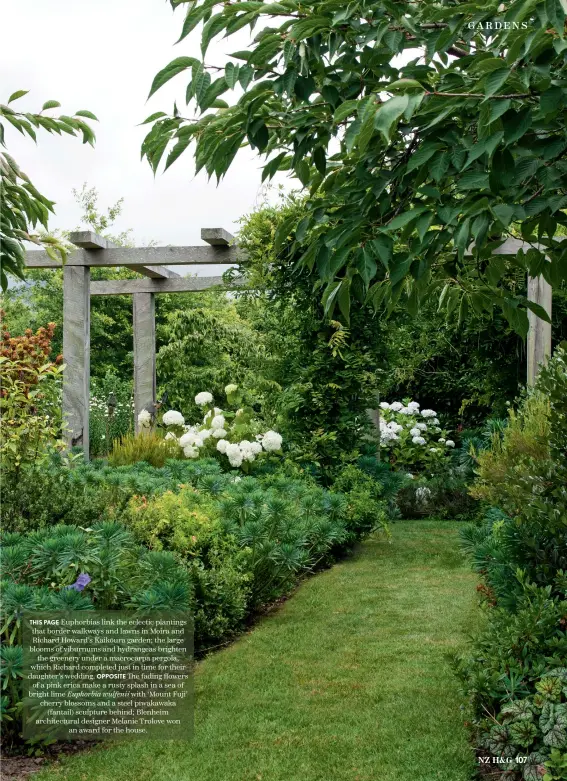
top-left (36, 520), bottom-right (479, 781)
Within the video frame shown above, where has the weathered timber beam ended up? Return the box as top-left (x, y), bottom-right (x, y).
top-left (62, 265), bottom-right (90, 457)
top-left (90, 276), bottom-right (243, 296)
top-left (25, 244), bottom-right (240, 268)
top-left (68, 231), bottom-right (179, 279)
top-left (201, 227), bottom-right (234, 246)
top-left (133, 293), bottom-right (156, 432)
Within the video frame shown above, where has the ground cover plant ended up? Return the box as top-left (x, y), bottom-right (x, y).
top-left (0, 521), bottom-right (191, 747)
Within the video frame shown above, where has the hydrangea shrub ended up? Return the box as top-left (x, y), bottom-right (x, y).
top-left (139, 384), bottom-right (283, 471)
top-left (377, 400), bottom-right (455, 471)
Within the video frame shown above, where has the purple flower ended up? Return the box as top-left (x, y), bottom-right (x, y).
top-left (66, 573), bottom-right (92, 591)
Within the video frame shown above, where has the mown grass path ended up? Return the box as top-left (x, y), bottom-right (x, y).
top-left (37, 520), bottom-right (479, 781)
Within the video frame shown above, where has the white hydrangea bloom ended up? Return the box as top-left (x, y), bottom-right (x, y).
top-left (183, 445), bottom-right (199, 459)
top-left (211, 414), bottom-right (226, 430)
top-left (179, 431), bottom-right (200, 447)
top-left (200, 428), bottom-right (212, 440)
top-left (421, 409), bottom-right (437, 418)
top-left (416, 486), bottom-right (432, 502)
top-left (164, 432), bottom-right (177, 441)
top-left (214, 407), bottom-right (223, 415)
top-left (216, 439), bottom-right (229, 454)
top-left (379, 402), bottom-right (391, 410)
top-left (387, 421), bottom-right (403, 434)
top-left (162, 409), bottom-right (185, 427)
top-left (212, 428), bottom-right (227, 439)
top-left (412, 436), bottom-right (426, 445)
top-left (438, 438), bottom-right (446, 444)
top-left (137, 409), bottom-right (152, 428)
top-left (416, 422), bottom-right (428, 431)
top-left (250, 442), bottom-right (262, 455)
top-left (410, 427), bottom-right (421, 437)
top-left (432, 417), bottom-right (440, 425)
top-left (226, 443), bottom-right (243, 468)
top-left (261, 430), bottom-right (283, 452)
top-left (389, 401), bottom-right (403, 411)
top-left (399, 406), bottom-right (413, 415)
top-left (225, 384), bottom-right (238, 395)
top-left (445, 440), bottom-right (455, 448)
top-left (429, 447), bottom-right (439, 453)
top-left (406, 473), bottom-right (414, 479)
top-left (195, 392), bottom-right (213, 406)
top-left (407, 401), bottom-right (420, 412)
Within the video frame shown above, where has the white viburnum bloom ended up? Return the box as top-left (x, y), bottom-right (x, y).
top-left (137, 409), bottom-right (152, 428)
top-left (164, 432), bottom-right (177, 441)
top-left (212, 428), bottom-right (227, 439)
top-left (389, 401), bottom-right (403, 411)
top-left (162, 410), bottom-right (185, 427)
top-left (412, 436), bottom-right (426, 446)
top-left (195, 392), bottom-right (213, 406)
top-left (379, 402), bottom-right (391, 410)
top-left (261, 430), bottom-right (283, 452)
top-left (211, 414), bottom-right (226, 430)
top-left (183, 445), bottom-right (199, 459)
top-left (216, 439), bottom-right (229, 454)
top-left (421, 409), bottom-right (437, 418)
top-left (225, 384), bottom-right (238, 395)
top-left (416, 422), bottom-right (428, 431)
top-left (445, 440), bottom-right (456, 448)
top-left (410, 427), bottom-right (421, 437)
top-left (438, 438), bottom-right (446, 444)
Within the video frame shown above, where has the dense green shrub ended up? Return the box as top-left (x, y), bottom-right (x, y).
top-left (458, 347), bottom-right (567, 778)
top-left (0, 521), bottom-right (191, 746)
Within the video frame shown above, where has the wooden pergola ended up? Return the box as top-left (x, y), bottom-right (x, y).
top-left (25, 228), bottom-right (242, 458)
top-left (24, 232), bottom-right (552, 459)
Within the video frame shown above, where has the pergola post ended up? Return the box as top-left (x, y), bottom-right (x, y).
top-left (527, 275), bottom-right (552, 386)
top-left (133, 293), bottom-right (157, 432)
top-left (62, 265), bottom-right (90, 457)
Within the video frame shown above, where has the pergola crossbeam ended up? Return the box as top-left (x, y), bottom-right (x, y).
top-left (90, 276), bottom-right (243, 296)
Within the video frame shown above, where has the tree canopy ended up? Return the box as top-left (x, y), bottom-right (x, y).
top-left (0, 91), bottom-right (97, 289)
top-left (143, 0), bottom-right (567, 336)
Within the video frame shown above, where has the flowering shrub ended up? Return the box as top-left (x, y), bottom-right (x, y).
top-left (376, 400), bottom-right (455, 471)
top-left (160, 384), bottom-right (283, 471)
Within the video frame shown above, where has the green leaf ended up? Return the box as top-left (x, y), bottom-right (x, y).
top-left (164, 136), bottom-right (192, 170)
top-left (74, 110), bottom-right (98, 120)
top-left (140, 111), bottom-right (168, 125)
top-left (387, 79), bottom-right (425, 93)
top-left (357, 247), bottom-right (377, 287)
top-left (456, 172), bottom-right (490, 191)
top-left (406, 142), bottom-right (443, 172)
top-left (389, 257), bottom-right (412, 286)
top-left (483, 68), bottom-right (511, 98)
top-left (148, 57), bottom-right (198, 98)
top-left (41, 100), bottom-right (61, 111)
top-left (177, 5), bottom-right (207, 43)
top-left (202, 14), bottom-right (226, 56)
top-left (225, 62), bottom-right (240, 89)
top-left (333, 100), bottom-right (360, 123)
top-left (370, 235), bottom-right (393, 268)
top-left (374, 95), bottom-right (409, 143)
top-left (386, 207), bottom-right (427, 231)
top-left (8, 90), bottom-right (29, 104)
